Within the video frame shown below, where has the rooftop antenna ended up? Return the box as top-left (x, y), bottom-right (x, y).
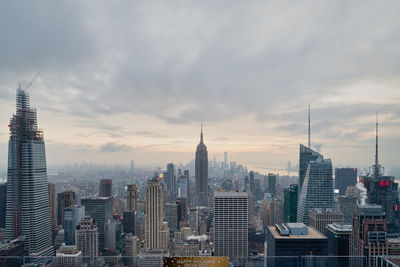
top-left (200, 123), bottom-right (204, 143)
top-left (374, 113), bottom-right (379, 178)
top-left (308, 104), bottom-right (311, 148)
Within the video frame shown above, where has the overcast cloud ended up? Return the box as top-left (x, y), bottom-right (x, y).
top-left (0, 0), bottom-right (399, 172)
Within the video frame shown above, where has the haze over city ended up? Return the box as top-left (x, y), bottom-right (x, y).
top-left (0, 1), bottom-right (400, 172)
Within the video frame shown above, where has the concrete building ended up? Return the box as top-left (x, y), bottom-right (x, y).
top-left (188, 208), bottom-right (199, 232)
top-left (269, 197), bottom-right (284, 226)
top-left (75, 217), bottom-right (98, 266)
top-left (64, 205), bottom-right (85, 245)
top-left (99, 179), bottom-right (112, 197)
top-left (145, 175), bottom-right (164, 250)
top-left (124, 233), bottom-right (138, 266)
top-left (57, 190), bottom-right (76, 228)
top-left (126, 183), bottom-right (138, 212)
top-left (265, 223), bottom-right (328, 267)
top-left (56, 244), bottom-right (82, 267)
top-left (160, 222), bottom-right (170, 250)
top-left (350, 205), bottom-right (388, 267)
top-left (308, 208), bottom-right (344, 235)
top-left (214, 191), bottom-right (248, 266)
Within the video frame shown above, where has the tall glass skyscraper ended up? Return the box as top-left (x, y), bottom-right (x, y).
top-left (5, 88), bottom-right (54, 256)
top-left (297, 156), bottom-right (334, 225)
top-left (195, 126), bottom-right (208, 207)
top-left (298, 144), bottom-right (322, 197)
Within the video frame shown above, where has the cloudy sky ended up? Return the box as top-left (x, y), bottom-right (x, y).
top-left (0, 1), bottom-right (399, 173)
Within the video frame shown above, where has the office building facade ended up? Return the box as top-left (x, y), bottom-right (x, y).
top-left (308, 208), bottom-right (344, 235)
top-left (76, 217), bottom-right (98, 266)
top-left (100, 179), bottom-right (112, 197)
top-left (214, 191), bottom-right (248, 266)
top-left (145, 175), bottom-right (164, 250)
top-left (335, 168), bottom-right (357, 195)
top-left (64, 205), bottom-right (85, 245)
top-left (5, 88), bottom-right (54, 256)
top-left (81, 197), bottom-right (113, 251)
top-left (350, 205), bottom-right (388, 267)
top-left (284, 184), bottom-right (298, 223)
top-left (297, 155), bottom-right (334, 225)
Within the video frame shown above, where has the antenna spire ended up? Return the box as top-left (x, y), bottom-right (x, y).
top-left (200, 123), bottom-right (204, 143)
top-left (375, 113), bottom-right (379, 177)
top-left (308, 104), bottom-right (311, 148)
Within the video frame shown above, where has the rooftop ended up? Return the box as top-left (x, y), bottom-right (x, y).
top-left (268, 225), bottom-right (327, 240)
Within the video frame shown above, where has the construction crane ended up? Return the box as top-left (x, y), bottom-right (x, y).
top-left (23, 72), bottom-right (40, 90)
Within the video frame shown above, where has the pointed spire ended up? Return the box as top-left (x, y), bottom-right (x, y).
top-left (375, 113), bottom-right (379, 175)
top-left (200, 123), bottom-right (204, 144)
top-left (308, 104), bottom-right (311, 148)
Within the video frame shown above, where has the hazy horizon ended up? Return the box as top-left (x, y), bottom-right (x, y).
top-left (1, 1), bottom-right (400, 173)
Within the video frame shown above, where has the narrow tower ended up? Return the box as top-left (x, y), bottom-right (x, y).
top-left (145, 174), bottom-right (164, 249)
top-left (5, 87), bottom-right (54, 256)
top-left (195, 124), bottom-right (208, 206)
top-left (308, 104), bottom-right (311, 148)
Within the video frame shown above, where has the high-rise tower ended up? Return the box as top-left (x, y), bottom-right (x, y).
top-left (360, 117), bottom-right (400, 233)
top-left (145, 174), bottom-right (164, 250)
top-left (126, 183), bottom-right (138, 212)
top-left (195, 125), bottom-right (208, 207)
top-left (5, 88), bottom-right (54, 256)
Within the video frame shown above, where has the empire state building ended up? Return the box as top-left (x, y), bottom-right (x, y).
top-left (195, 126), bottom-right (208, 207)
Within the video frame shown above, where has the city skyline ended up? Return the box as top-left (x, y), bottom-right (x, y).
top-left (0, 1), bottom-right (400, 173)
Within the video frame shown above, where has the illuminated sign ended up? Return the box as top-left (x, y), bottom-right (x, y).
top-left (163, 257), bottom-right (229, 267)
top-left (379, 180), bottom-right (390, 187)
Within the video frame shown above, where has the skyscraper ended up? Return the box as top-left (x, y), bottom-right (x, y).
top-left (184, 170), bottom-right (190, 205)
top-left (5, 88), bottom-right (54, 256)
top-left (298, 144), bottom-right (323, 197)
top-left (100, 179), bottom-right (112, 197)
top-left (64, 205), bottom-right (85, 245)
top-left (57, 190), bottom-right (76, 227)
top-left (361, 118), bottom-right (400, 233)
top-left (0, 183), bottom-right (6, 229)
top-left (165, 203), bottom-right (178, 233)
top-left (268, 173), bottom-right (277, 197)
top-left (335, 168), bottom-right (357, 195)
top-left (249, 171), bottom-right (255, 194)
top-left (284, 184), bottom-right (298, 223)
top-left (297, 156), bottom-right (334, 225)
top-left (195, 125), bottom-right (208, 207)
top-left (214, 191), bottom-right (248, 266)
top-left (166, 163), bottom-right (176, 202)
top-left (350, 205), bottom-right (388, 267)
top-left (76, 217), bottom-right (98, 266)
top-left (126, 183), bottom-right (138, 212)
top-left (48, 183), bottom-right (58, 235)
top-left (145, 174), bottom-right (164, 250)
top-left (81, 197), bottom-right (113, 251)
